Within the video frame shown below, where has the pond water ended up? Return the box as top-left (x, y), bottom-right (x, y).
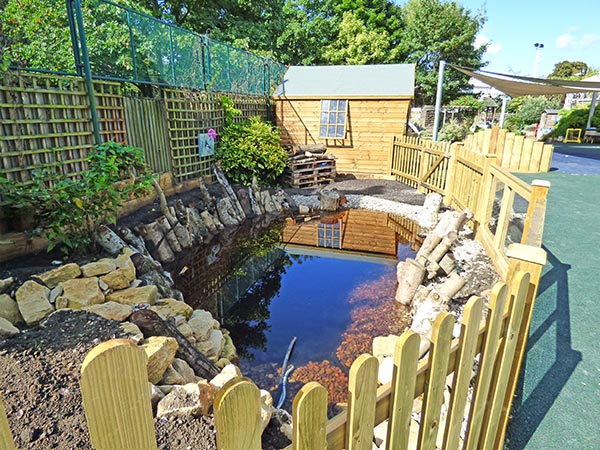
top-left (170, 209), bottom-right (419, 408)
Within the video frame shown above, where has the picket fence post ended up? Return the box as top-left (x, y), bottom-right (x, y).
top-left (0, 392), bottom-right (16, 450)
top-left (292, 382), bottom-right (327, 450)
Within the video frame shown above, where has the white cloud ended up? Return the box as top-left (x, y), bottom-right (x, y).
top-left (475, 33), bottom-right (502, 54)
top-left (556, 32), bottom-right (600, 50)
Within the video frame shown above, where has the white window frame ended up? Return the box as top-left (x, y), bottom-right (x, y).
top-left (319, 99), bottom-right (348, 139)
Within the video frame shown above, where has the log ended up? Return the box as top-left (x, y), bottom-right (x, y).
top-left (152, 179), bottom-right (178, 226)
top-left (119, 227), bottom-right (149, 255)
top-left (427, 231), bottom-right (457, 265)
top-left (213, 164), bottom-right (246, 220)
top-left (319, 189), bottom-right (342, 212)
top-left (157, 216), bottom-right (182, 253)
top-left (130, 252), bottom-right (162, 276)
top-left (94, 225), bottom-right (127, 255)
top-left (172, 223), bottom-right (193, 249)
top-left (137, 221), bottom-right (175, 263)
top-left (417, 193), bottom-right (443, 230)
top-left (438, 253), bottom-right (456, 276)
top-left (416, 210), bottom-right (470, 263)
top-left (130, 309), bottom-right (220, 379)
top-left (436, 272), bottom-right (466, 299)
top-left (200, 211), bottom-right (219, 234)
top-left (247, 186), bottom-right (264, 216)
top-left (298, 144), bottom-right (327, 153)
top-left (395, 258), bottom-right (426, 305)
top-left (186, 207), bottom-right (209, 240)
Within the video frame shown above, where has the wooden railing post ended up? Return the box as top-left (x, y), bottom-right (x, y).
top-left (493, 243), bottom-right (547, 450)
top-left (0, 392), bottom-right (16, 450)
top-left (443, 142), bottom-right (459, 205)
top-left (474, 155), bottom-right (497, 228)
top-left (521, 180), bottom-right (550, 247)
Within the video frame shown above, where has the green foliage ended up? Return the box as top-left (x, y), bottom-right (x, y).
top-left (438, 120), bottom-right (469, 142)
top-left (548, 60), bottom-right (590, 79)
top-left (504, 96), bottom-right (560, 133)
top-left (0, 142), bottom-right (154, 254)
top-left (450, 95), bottom-right (484, 111)
top-left (553, 107), bottom-right (600, 138)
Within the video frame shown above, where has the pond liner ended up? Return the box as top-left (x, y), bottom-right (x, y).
top-left (276, 336), bottom-right (297, 409)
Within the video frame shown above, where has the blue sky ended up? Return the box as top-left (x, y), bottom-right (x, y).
top-left (456, 0), bottom-right (600, 77)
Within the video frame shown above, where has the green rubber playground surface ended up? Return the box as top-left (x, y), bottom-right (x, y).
top-left (506, 169), bottom-right (600, 449)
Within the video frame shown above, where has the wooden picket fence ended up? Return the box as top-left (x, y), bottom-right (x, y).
top-left (0, 244), bottom-right (546, 450)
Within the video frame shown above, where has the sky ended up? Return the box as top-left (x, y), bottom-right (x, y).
top-left (456, 0), bottom-right (600, 77)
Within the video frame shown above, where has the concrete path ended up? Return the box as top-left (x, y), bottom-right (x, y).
top-left (506, 143), bottom-right (600, 449)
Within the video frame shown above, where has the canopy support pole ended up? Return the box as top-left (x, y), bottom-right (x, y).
top-left (432, 60), bottom-right (446, 141)
top-left (499, 96), bottom-right (509, 128)
top-left (586, 92), bottom-right (598, 130)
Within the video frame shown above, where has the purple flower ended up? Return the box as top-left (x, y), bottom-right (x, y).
top-left (208, 128), bottom-right (217, 140)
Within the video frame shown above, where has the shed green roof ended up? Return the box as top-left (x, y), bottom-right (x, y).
top-left (273, 64), bottom-right (415, 98)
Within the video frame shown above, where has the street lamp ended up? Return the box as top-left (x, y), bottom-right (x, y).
top-left (533, 43), bottom-right (544, 77)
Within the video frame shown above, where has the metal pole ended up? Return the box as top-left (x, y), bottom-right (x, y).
top-left (168, 27), bottom-right (176, 84)
top-left (66, 0), bottom-right (83, 76)
top-left (73, 0), bottom-right (101, 145)
top-left (586, 92), bottom-right (598, 129)
top-left (499, 96), bottom-right (509, 128)
top-left (432, 60), bottom-right (446, 141)
top-left (126, 10), bottom-right (138, 81)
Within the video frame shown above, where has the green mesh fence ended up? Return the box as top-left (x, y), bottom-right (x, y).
top-left (81, 0), bottom-right (285, 95)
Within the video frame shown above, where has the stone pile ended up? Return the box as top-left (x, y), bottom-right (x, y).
top-left (0, 251), bottom-right (274, 429)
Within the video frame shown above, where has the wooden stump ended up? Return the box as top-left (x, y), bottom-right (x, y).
top-left (395, 258), bottom-right (427, 305)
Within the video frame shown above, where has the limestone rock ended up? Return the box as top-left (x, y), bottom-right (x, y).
top-left (173, 358), bottom-right (197, 383)
top-left (15, 280), bottom-right (53, 326)
top-left (83, 302), bottom-right (132, 321)
top-left (271, 409), bottom-right (293, 440)
top-left (378, 357), bottom-right (394, 385)
top-left (177, 322), bottom-right (195, 342)
top-left (80, 260), bottom-right (116, 278)
top-left (120, 321), bottom-right (144, 343)
top-left (216, 197), bottom-right (241, 227)
top-left (298, 204), bottom-right (309, 214)
top-left (221, 333), bottom-right (237, 361)
top-left (157, 383), bottom-right (203, 418)
top-left (55, 297), bottom-right (69, 310)
top-left (411, 298), bottom-right (449, 337)
top-left (0, 277), bottom-right (14, 294)
top-left (0, 316), bottom-right (19, 337)
top-left (158, 385), bottom-right (175, 396)
top-left (260, 389), bottom-right (274, 432)
top-left (115, 250), bottom-right (137, 277)
top-left (215, 358), bottom-right (231, 369)
top-left (196, 340), bottom-right (218, 361)
top-left (149, 382), bottom-right (165, 411)
top-left (209, 364), bottom-right (242, 389)
top-left (209, 329), bottom-right (224, 358)
top-left (59, 277), bottom-right (104, 309)
top-left (37, 263), bottom-right (81, 288)
top-left (151, 298), bottom-right (193, 320)
top-left (49, 285), bottom-right (63, 305)
top-left (142, 336), bottom-right (179, 384)
top-left (197, 380), bottom-right (219, 416)
top-left (0, 294), bottom-right (22, 325)
top-left (100, 267), bottom-right (135, 291)
top-left (159, 365), bottom-right (186, 386)
top-left (188, 309), bottom-right (216, 341)
top-left (372, 335), bottom-right (401, 360)
top-left (106, 285), bottom-right (157, 306)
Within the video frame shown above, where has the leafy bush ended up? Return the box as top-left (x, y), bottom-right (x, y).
top-left (505, 96), bottom-right (560, 133)
top-left (438, 120), bottom-right (469, 143)
top-left (0, 142), bottom-right (154, 254)
top-left (552, 107), bottom-right (600, 138)
top-left (216, 96), bottom-right (287, 185)
top-left (450, 95), bottom-right (484, 111)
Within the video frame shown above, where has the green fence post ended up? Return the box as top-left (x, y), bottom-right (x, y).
top-left (71, 0), bottom-right (101, 144)
top-left (169, 27), bottom-right (176, 85)
top-left (66, 0), bottom-right (83, 75)
top-left (205, 34), bottom-right (211, 91)
top-left (126, 9), bottom-right (138, 81)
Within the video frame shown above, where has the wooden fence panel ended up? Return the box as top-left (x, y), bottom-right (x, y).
top-left (94, 80), bottom-right (127, 144)
top-left (292, 382), bottom-right (328, 450)
top-left (0, 393), bottom-right (15, 450)
top-left (346, 354), bottom-right (379, 450)
top-left (417, 312), bottom-right (455, 450)
top-left (214, 377), bottom-right (262, 450)
top-left (124, 97), bottom-right (172, 173)
top-left (386, 331), bottom-right (420, 450)
top-left (80, 339), bottom-right (157, 450)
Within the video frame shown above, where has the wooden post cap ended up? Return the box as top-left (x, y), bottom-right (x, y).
top-left (506, 243), bottom-right (547, 266)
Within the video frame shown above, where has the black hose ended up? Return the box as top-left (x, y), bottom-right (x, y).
top-left (276, 336), bottom-right (297, 409)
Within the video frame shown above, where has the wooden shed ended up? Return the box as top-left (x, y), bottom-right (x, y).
top-left (273, 64), bottom-right (415, 177)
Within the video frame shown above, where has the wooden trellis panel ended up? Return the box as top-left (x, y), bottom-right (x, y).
top-left (94, 80), bottom-right (127, 144)
top-left (0, 72), bottom-right (94, 182)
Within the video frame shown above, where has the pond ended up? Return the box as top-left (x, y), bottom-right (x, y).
top-left (170, 209), bottom-right (420, 409)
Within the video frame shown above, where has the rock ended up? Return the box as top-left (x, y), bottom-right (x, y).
top-left (80, 260), bottom-right (117, 277)
top-left (83, 301), bottom-right (132, 321)
top-left (0, 277), bottom-right (14, 294)
top-left (236, 188), bottom-right (253, 217)
top-left (173, 358), bottom-right (197, 383)
top-left (378, 357), bottom-right (394, 385)
top-left (221, 333), bottom-right (237, 361)
top-left (270, 190), bottom-right (288, 212)
top-left (98, 278), bottom-right (110, 292)
top-left (188, 310), bottom-right (216, 341)
top-left (372, 335), bottom-right (401, 360)
top-left (55, 297), bottom-right (69, 310)
top-left (271, 409), bottom-right (293, 440)
top-left (100, 267), bottom-right (135, 291)
top-left (196, 340), bottom-right (218, 361)
top-left (15, 280), bottom-right (53, 326)
top-left (200, 210), bottom-right (219, 234)
top-left (216, 197), bottom-right (241, 227)
top-left (49, 285), bottom-right (63, 304)
top-left (158, 385), bottom-right (175, 395)
top-left (209, 364), bottom-right (242, 389)
top-left (260, 389), bottom-right (274, 432)
top-left (258, 190), bottom-right (277, 214)
top-left (36, 263), bottom-right (81, 288)
top-left (177, 322), bottom-right (196, 342)
top-left (197, 380), bottom-right (219, 416)
top-left (142, 336), bottom-right (179, 384)
top-left (151, 298), bottom-right (193, 320)
top-left (129, 279), bottom-right (143, 289)
top-left (411, 298), bottom-right (449, 337)
top-left (298, 204), bottom-right (310, 214)
top-left (0, 294), bottom-right (22, 324)
top-left (215, 358), bottom-right (231, 369)
top-left (149, 382), bottom-right (165, 411)
top-left (120, 321), bottom-right (144, 343)
top-left (159, 365), bottom-right (186, 386)
top-left (106, 285), bottom-right (157, 306)
top-left (156, 383), bottom-right (203, 418)
top-left (209, 329), bottom-right (225, 358)
top-left (0, 316), bottom-right (19, 337)
top-left (186, 207), bottom-right (209, 240)
top-left (59, 277), bottom-right (104, 309)
top-left (115, 250), bottom-right (137, 277)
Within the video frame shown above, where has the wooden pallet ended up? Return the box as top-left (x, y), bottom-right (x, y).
top-left (287, 157), bottom-right (336, 187)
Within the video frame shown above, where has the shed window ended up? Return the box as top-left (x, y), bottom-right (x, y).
top-left (319, 99), bottom-right (347, 138)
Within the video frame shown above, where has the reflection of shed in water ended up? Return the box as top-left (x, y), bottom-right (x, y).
top-left (281, 209), bottom-right (421, 260)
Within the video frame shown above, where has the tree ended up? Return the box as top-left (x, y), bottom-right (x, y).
top-left (398, 0), bottom-right (486, 105)
top-left (505, 96), bottom-right (560, 133)
top-left (322, 11), bottom-right (390, 64)
top-left (548, 61), bottom-right (589, 79)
